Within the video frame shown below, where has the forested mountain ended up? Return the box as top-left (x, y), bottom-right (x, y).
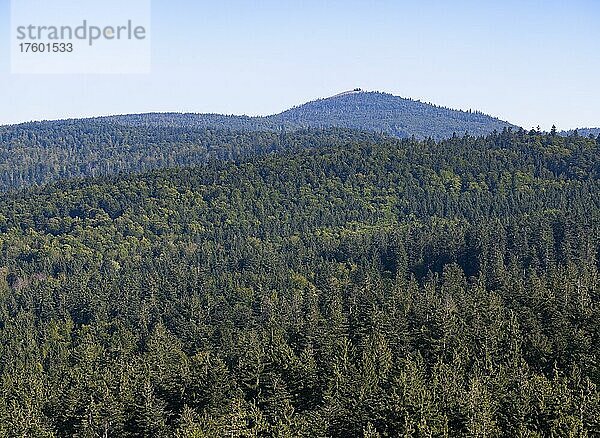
top-left (105, 91), bottom-right (515, 140)
top-left (0, 95), bottom-right (514, 192)
top-left (106, 91), bottom-right (514, 140)
top-left (0, 91), bottom-right (515, 191)
top-left (267, 91), bottom-right (515, 139)
top-left (1, 129), bottom-right (600, 436)
top-left (0, 91), bottom-right (517, 192)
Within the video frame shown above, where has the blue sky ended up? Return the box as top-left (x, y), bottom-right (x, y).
top-left (1, 0), bottom-right (599, 130)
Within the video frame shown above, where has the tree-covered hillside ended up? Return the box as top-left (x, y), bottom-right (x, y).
top-left (0, 91), bottom-right (518, 192)
top-left (268, 91), bottom-right (515, 139)
top-left (0, 123), bottom-right (382, 191)
top-left (1, 130), bottom-right (600, 436)
top-left (1, 92), bottom-right (516, 185)
top-left (0, 95), bottom-right (514, 193)
top-left (106, 91), bottom-right (515, 140)
top-left (561, 128), bottom-right (600, 138)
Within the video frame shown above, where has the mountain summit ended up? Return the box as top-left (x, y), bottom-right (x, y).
top-left (267, 90), bottom-right (515, 139)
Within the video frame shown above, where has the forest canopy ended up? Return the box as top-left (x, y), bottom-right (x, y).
top-left (0, 129), bottom-right (599, 436)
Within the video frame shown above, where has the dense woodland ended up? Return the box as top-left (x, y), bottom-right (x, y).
top-left (0, 123), bottom-right (381, 191)
top-left (0, 92), bottom-right (514, 191)
top-left (0, 128), bottom-right (599, 436)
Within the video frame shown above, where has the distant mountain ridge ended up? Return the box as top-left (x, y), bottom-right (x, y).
top-left (560, 128), bottom-right (600, 138)
top-left (98, 90), bottom-right (516, 140)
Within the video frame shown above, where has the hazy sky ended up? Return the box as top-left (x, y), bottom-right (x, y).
top-left (1, 0), bottom-right (599, 130)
